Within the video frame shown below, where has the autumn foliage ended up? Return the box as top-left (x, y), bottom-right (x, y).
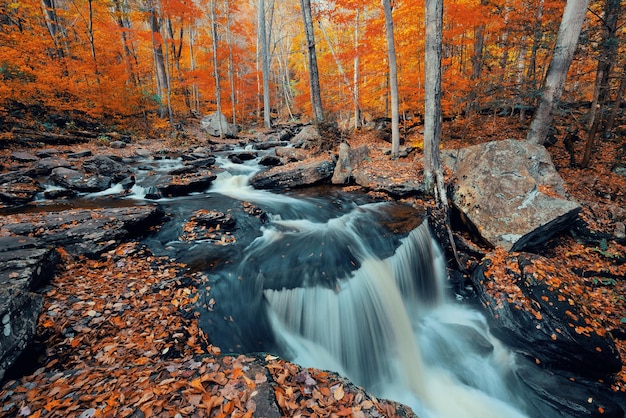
top-left (0, 0), bottom-right (623, 130)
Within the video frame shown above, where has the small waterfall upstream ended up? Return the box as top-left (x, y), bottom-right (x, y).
top-left (81, 148), bottom-right (565, 417)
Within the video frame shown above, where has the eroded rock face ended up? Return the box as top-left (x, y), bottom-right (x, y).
top-left (471, 251), bottom-right (622, 379)
top-left (443, 139), bottom-right (581, 251)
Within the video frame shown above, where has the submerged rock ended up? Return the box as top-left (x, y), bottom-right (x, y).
top-left (443, 139), bottom-right (581, 251)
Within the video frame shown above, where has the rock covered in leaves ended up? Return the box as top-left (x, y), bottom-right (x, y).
top-left (443, 139), bottom-right (581, 251)
top-left (1, 206), bottom-right (165, 258)
top-left (472, 250), bottom-right (622, 378)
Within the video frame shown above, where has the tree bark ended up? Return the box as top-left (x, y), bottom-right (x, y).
top-left (424, 0), bottom-right (443, 197)
top-left (300, 0), bottom-right (324, 122)
top-left (580, 0), bottom-right (621, 168)
top-left (209, 0), bottom-right (223, 137)
top-left (258, 0), bottom-right (272, 128)
top-left (383, 0), bottom-right (400, 158)
top-left (605, 64), bottom-right (626, 134)
top-left (526, 0), bottom-right (590, 145)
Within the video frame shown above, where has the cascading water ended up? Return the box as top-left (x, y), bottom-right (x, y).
top-left (79, 147), bottom-right (571, 417)
top-left (195, 154), bottom-right (544, 418)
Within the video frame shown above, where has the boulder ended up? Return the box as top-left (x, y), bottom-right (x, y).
top-left (275, 147), bottom-right (308, 162)
top-left (0, 178), bottom-right (43, 207)
top-left (0, 244), bottom-right (60, 293)
top-left (290, 125), bottom-right (321, 148)
top-left (352, 167), bottom-right (425, 197)
top-left (0, 288), bottom-right (43, 382)
top-left (157, 171), bottom-right (217, 197)
top-left (82, 155), bottom-right (132, 182)
top-left (472, 251), bottom-right (622, 379)
top-left (50, 167), bottom-right (111, 193)
top-left (443, 139), bottom-right (581, 251)
top-left (332, 143), bottom-right (369, 185)
top-left (27, 157), bottom-right (72, 176)
top-left (201, 112), bottom-right (237, 138)
top-left (2, 206), bottom-right (165, 258)
top-left (250, 158), bottom-right (335, 189)
top-left (258, 155), bottom-right (282, 167)
top-left (10, 152), bottom-right (38, 163)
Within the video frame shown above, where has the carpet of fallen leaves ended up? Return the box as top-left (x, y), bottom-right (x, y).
top-left (1, 113), bottom-right (625, 415)
top-left (0, 239), bottom-right (412, 418)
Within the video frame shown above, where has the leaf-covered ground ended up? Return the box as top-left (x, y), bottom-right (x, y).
top-left (1, 113), bottom-right (625, 416)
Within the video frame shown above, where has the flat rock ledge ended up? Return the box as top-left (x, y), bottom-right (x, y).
top-left (0, 205), bottom-right (165, 381)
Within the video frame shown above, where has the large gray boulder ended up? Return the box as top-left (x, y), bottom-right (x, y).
top-left (443, 139), bottom-right (581, 251)
top-left (250, 157), bottom-right (335, 189)
top-left (200, 112), bottom-right (237, 138)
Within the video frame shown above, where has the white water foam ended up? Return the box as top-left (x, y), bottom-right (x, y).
top-left (264, 222), bottom-right (530, 418)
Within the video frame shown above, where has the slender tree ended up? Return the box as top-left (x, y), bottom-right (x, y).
top-left (209, 0), bottom-right (223, 137)
top-left (300, 0), bottom-right (324, 122)
top-left (258, 0), bottom-right (272, 128)
top-left (423, 0), bottom-right (444, 199)
top-left (382, 0), bottom-right (400, 158)
top-left (526, 0), bottom-right (590, 145)
top-left (580, 0), bottom-right (621, 167)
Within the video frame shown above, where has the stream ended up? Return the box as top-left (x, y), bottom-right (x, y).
top-left (77, 147), bottom-right (565, 418)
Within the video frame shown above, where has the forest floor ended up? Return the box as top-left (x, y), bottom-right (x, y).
top-left (0, 113), bottom-right (625, 417)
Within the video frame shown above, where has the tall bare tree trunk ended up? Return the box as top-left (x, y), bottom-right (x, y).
top-left (424, 0), bottom-right (444, 198)
top-left (300, 0), bottom-right (324, 122)
top-left (353, 9), bottom-right (362, 129)
top-left (209, 0), bottom-right (223, 137)
top-left (526, 0), bottom-right (590, 145)
top-left (226, 0), bottom-right (237, 127)
top-left (258, 0), bottom-right (271, 128)
top-left (605, 64), bottom-right (626, 134)
top-left (527, 0), bottom-right (544, 91)
top-left (580, 0), bottom-right (621, 168)
top-left (383, 0), bottom-right (400, 158)
top-left (149, 2), bottom-right (170, 121)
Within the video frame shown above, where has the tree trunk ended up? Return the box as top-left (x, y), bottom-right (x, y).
top-left (300, 0), bottom-right (324, 122)
top-left (526, 0), bottom-right (590, 145)
top-left (226, 0), bottom-right (237, 126)
top-left (258, 0), bottom-right (271, 128)
top-left (383, 0), bottom-right (400, 158)
top-left (580, 0), bottom-right (621, 168)
top-left (605, 64), bottom-right (626, 134)
top-left (424, 0), bottom-right (443, 198)
top-left (149, 2), bottom-right (170, 121)
top-left (353, 9), bottom-right (362, 129)
top-left (527, 0), bottom-right (544, 90)
top-left (209, 0), bottom-right (223, 137)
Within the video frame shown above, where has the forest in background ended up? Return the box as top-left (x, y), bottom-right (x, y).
top-left (0, 0), bottom-right (624, 137)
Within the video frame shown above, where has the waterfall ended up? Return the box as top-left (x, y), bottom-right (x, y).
top-left (263, 222), bottom-right (530, 418)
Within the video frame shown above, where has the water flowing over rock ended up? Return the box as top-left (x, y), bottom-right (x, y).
top-left (472, 251), bottom-right (622, 379)
top-left (443, 139), bottom-right (581, 251)
top-left (200, 112), bottom-right (237, 138)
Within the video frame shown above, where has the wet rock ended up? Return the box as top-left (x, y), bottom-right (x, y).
top-left (83, 155), bottom-right (132, 182)
top-left (516, 365), bottom-right (625, 418)
top-left (258, 155), bottom-right (282, 167)
top-left (0, 178), bottom-right (43, 207)
top-left (50, 167), bottom-right (111, 193)
top-left (352, 167), bottom-right (425, 197)
top-left (144, 186), bottom-right (162, 200)
top-left (250, 158), bottom-right (335, 189)
top-left (157, 171), bottom-right (217, 197)
top-left (472, 252), bottom-right (622, 379)
top-left (10, 152), bottom-right (38, 163)
top-left (2, 206), bottom-right (165, 258)
top-left (229, 151), bottom-right (257, 162)
top-left (27, 157), bottom-right (72, 176)
top-left (252, 141), bottom-right (290, 151)
top-left (43, 188), bottom-right (77, 200)
top-left (67, 150), bottom-right (93, 159)
top-left (0, 244), bottom-right (60, 293)
top-left (0, 288), bottom-right (43, 382)
top-left (186, 157), bottom-right (217, 168)
top-left (443, 139), bottom-right (581, 251)
top-left (194, 211), bottom-right (236, 230)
